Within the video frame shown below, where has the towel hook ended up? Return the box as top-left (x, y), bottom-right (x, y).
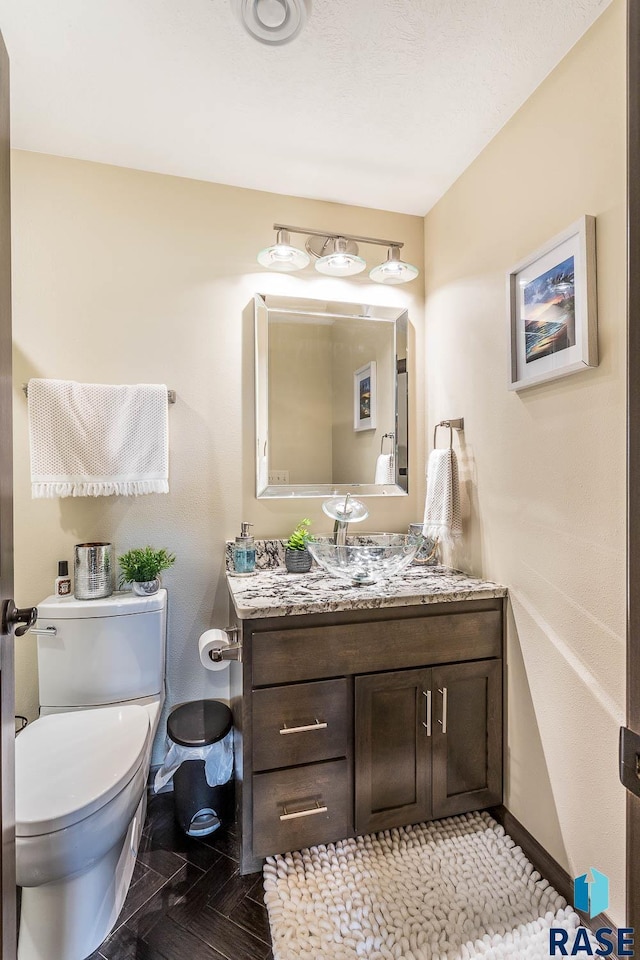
top-left (433, 418), bottom-right (464, 450)
top-left (380, 432), bottom-right (395, 454)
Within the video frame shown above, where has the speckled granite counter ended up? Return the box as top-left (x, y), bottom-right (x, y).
top-left (227, 563), bottom-right (507, 620)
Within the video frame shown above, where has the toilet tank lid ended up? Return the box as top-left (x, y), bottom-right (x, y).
top-left (37, 589), bottom-right (167, 619)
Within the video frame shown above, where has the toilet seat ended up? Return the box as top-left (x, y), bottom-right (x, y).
top-left (16, 705), bottom-right (150, 837)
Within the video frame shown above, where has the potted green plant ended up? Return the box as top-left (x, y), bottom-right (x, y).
top-left (284, 519), bottom-right (314, 573)
top-left (118, 546), bottom-right (176, 596)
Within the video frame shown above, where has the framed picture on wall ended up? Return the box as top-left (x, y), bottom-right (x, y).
top-left (354, 361), bottom-right (377, 431)
top-left (507, 215), bottom-right (598, 391)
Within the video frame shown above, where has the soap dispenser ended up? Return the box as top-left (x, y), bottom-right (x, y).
top-left (233, 522), bottom-right (256, 574)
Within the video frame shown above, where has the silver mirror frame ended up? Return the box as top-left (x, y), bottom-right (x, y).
top-left (255, 293), bottom-right (409, 499)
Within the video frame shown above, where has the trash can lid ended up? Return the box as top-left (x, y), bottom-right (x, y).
top-left (167, 699), bottom-right (233, 747)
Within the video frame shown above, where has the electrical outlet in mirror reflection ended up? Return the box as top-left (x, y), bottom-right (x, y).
top-left (268, 470), bottom-right (290, 484)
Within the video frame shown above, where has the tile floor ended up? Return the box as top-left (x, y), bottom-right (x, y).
top-left (91, 793), bottom-right (273, 960)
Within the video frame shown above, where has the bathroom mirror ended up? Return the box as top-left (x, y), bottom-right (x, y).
top-left (255, 293), bottom-right (408, 498)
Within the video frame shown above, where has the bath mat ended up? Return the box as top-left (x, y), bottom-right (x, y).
top-left (263, 811), bottom-right (597, 960)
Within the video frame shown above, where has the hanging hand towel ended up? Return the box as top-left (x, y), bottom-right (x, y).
top-left (422, 448), bottom-right (462, 545)
top-left (28, 379), bottom-right (169, 498)
top-left (374, 453), bottom-right (395, 485)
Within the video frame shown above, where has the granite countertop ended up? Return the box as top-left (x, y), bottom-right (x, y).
top-left (227, 563), bottom-right (507, 620)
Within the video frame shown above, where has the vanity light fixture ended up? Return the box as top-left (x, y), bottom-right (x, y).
top-left (315, 237), bottom-right (367, 277)
top-left (257, 229), bottom-right (310, 272)
top-left (369, 245), bottom-right (419, 285)
top-left (257, 224), bottom-right (419, 284)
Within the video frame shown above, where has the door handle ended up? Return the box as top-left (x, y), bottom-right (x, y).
top-left (1, 600), bottom-right (38, 638)
top-left (620, 727), bottom-right (640, 797)
top-left (438, 686), bottom-right (448, 734)
top-left (422, 689), bottom-right (432, 736)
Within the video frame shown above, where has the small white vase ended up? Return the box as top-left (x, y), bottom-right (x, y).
top-left (132, 578), bottom-right (160, 596)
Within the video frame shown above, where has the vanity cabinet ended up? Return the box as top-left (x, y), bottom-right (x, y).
top-left (229, 597), bottom-right (505, 874)
top-left (354, 659), bottom-right (501, 834)
top-left (355, 668), bottom-right (433, 834)
top-left (430, 659), bottom-right (502, 819)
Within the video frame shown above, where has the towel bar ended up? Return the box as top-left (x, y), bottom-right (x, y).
top-left (433, 418), bottom-right (464, 449)
top-left (380, 432), bottom-right (395, 453)
top-left (22, 383), bottom-right (177, 404)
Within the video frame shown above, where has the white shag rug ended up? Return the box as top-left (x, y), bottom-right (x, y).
top-left (263, 811), bottom-right (597, 959)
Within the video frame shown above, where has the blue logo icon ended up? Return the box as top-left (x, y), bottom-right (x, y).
top-left (574, 869), bottom-right (609, 919)
top-left (550, 868), bottom-right (634, 955)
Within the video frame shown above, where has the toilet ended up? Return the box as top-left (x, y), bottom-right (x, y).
top-left (15, 589), bottom-right (167, 960)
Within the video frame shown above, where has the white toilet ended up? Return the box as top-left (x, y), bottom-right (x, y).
top-left (15, 589), bottom-right (167, 960)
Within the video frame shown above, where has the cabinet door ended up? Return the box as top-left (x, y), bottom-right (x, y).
top-left (355, 668), bottom-right (432, 834)
top-left (431, 659), bottom-right (502, 818)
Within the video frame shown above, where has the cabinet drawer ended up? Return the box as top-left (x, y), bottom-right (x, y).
top-left (252, 609), bottom-right (502, 685)
top-left (252, 679), bottom-right (348, 772)
top-left (253, 760), bottom-right (349, 858)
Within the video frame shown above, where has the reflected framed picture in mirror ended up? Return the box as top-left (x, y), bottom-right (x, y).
top-left (354, 361), bottom-right (376, 432)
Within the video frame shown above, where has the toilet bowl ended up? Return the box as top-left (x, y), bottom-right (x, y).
top-left (15, 589), bottom-right (167, 960)
top-left (16, 705), bottom-right (154, 960)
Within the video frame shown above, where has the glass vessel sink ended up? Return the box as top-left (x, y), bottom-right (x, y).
top-left (307, 533), bottom-right (422, 586)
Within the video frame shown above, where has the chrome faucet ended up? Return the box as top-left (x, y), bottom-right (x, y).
top-left (334, 518), bottom-right (348, 547)
top-left (322, 494), bottom-right (369, 546)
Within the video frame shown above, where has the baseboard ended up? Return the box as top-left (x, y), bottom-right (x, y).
top-left (489, 805), bottom-right (620, 951)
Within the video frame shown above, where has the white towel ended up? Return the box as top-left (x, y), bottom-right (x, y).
top-left (422, 448), bottom-right (462, 545)
top-left (28, 378), bottom-right (169, 498)
top-left (374, 453), bottom-right (395, 485)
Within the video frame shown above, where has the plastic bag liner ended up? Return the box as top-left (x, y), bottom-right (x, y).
top-left (154, 728), bottom-right (233, 792)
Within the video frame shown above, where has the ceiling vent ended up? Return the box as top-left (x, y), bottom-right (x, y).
top-left (233, 0), bottom-right (310, 45)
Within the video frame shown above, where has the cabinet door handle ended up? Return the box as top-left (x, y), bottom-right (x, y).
top-left (279, 719), bottom-right (328, 735)
top-left (280, 800), bottom-right (328, 821)
top-left (438, 687), bottom-right (448, 734)
top-left (422, 689), bottom-right (432, 736)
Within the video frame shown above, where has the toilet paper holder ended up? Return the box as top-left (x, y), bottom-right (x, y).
top-left (208, 627), bottom-right (242, 664)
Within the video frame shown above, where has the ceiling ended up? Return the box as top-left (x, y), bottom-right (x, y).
top-left (0, 0), bottom-right (611, 215)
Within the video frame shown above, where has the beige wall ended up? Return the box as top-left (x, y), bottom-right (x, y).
top-left (10, 153), bottom-right (425, 760)
top-left (424, 0), bottom-right (626, 924)
top-left (268, 319), bottom-right (333, 484)
top-left (331, 319), bottom-right (395, 484)
top-left (268, 314), bottom-right (397, 487)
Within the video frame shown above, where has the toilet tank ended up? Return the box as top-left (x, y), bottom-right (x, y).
top-left (35, 590), bottom-right (167, 708)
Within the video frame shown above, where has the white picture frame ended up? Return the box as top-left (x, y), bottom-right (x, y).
top-left (354, 361), bottom-right (377, 432)
top-left (507, 215), bottom-right (598, 391)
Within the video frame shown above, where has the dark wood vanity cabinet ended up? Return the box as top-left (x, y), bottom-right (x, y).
top-left (354, 658), bottom-right (502, 835)
top-left (230, 598), bottom-right (505, 874)
top-left (355, 668), bottom-right (433, 834)
top-left (430, 659), bottom-right (502, 819)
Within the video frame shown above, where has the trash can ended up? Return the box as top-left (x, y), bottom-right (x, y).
top-left (158, 699), bottom-right (234, 837)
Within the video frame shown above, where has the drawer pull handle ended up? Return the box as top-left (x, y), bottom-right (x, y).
top-left (280, 800), bottom-right (328, 822)
top-left (279, 719), bottom-right (328, 735)
top-left (438, 686), bottom-right (448, 734)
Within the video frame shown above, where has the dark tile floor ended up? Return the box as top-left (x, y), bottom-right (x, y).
top-left (91, 793), bottom-right (273, 960)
